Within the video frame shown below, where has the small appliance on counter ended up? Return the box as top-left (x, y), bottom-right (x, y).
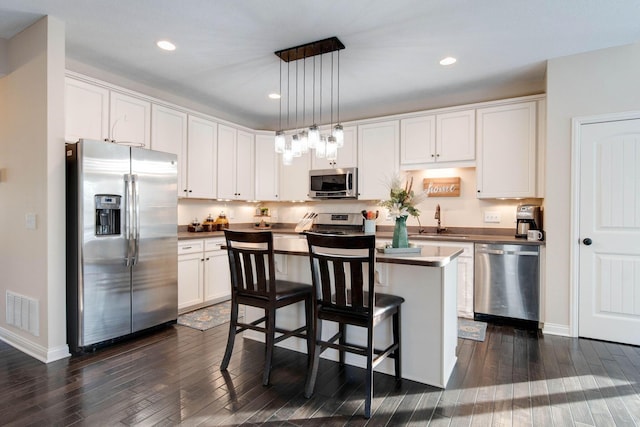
top-left (515, 204), bottom-right (542, 238)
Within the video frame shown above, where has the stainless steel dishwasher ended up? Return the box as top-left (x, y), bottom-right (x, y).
top-left (474, 243), bottom-right (540, 323)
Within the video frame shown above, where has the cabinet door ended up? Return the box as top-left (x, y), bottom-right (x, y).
top-left (312, 125), bottom-right (358, 169)
top-left (65, 77), bottom-right (109, 142)
top-left (217, 124), bottom-right (237, 199)
top-left (178, 252), bottom-right (204, 310)
top-left (416, 241), bottom-right (474, 319)
top-left (476, 101), bottom-right (537, 198)
top-left (235, 130), bottom-right (255, 200)
top-left (255, 133), bottom-right (279, 201)
top-left (109, 91), bottom-right (151, 147)
top-left (151, 104), bottom-right (187, 197)
top-left (204, 250), bottom-right (231, 303)
top-left (400, 115), bottom-right (436, 166)
top-left (436, 109), bottom-right (475, 163)
top-left (280, 150), bottom-right (311, 201)
top-left (456, 256), bottom-right (474, 319)
top-left (357, 120), bottom-right (399, 200)
top-left (187, 115), bottom-right (217, 199)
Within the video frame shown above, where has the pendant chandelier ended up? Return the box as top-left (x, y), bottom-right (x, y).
top-left (274, 37), bottom-right (345, 165)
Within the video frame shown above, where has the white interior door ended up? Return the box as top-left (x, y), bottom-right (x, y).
top-left (578, 118), bottom-right (640, 346)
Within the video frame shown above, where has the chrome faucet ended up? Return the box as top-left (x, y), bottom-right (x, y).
top-left (435, 204), bottom-right (446, 233)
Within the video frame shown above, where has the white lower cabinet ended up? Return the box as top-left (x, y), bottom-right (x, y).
top-left (416, 241), bottom-right (474, 319)
top-left (178, 238), bottom-right (230, 312)
top-left (204, 239), bottom-right (231, 302)
top-left (178, 241), bottom-right (205, 310)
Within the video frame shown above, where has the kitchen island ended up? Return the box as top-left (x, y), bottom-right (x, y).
top-left (242, 236), bottom-right (464, 388)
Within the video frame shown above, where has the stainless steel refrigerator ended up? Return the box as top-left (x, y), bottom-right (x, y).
top-left (66, 139), bottom-right (178, 352)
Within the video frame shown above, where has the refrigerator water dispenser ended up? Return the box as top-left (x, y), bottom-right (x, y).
top-left (95, 194), bottom-right (121, 236)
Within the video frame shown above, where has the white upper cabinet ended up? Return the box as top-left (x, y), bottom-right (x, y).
top-left (151, 104), bottom-right (187, 197)
top-left (109, 91), bottom-right (151, 148)
top-left (357, 120), bottom-right (399, 200)
top-left (476, 101), bottom-right (537, 198)
top-left (400, 115), bottom-right (436, 165)
top-left (436, 109), bottom-right (475, 164)
top-left (187, 115), bottom-right (217, 199)
top-left (255, 133), bottom-right (280, 201)
top-left (280, 149), bottom-right (311, 201)
top-left (400, 109), bottom-right (475, 169)
top-left (311, 125), bottom-right (358, 170)
top-left (217, 124), bottom-right (255, 200)
top-left (65, 77), bottom-right (109, 142)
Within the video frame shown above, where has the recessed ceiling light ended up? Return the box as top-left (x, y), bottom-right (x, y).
top-left (268, 93), bottom-right (281, 100)
top-left (439, 56), bottom-right (457, 66)
top-left (157, 40), bottom-right (176, 51)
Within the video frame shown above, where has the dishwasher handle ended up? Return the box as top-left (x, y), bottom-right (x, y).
top-left (476, 248), bottom-right (539, 256)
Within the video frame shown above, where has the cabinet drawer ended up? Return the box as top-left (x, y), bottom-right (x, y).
top-left (204, 238), bottom-right (225, 252)
top-left (178, 240), bottom-right (204, 255)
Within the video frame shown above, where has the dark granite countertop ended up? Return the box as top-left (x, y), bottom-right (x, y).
top-left (178, 225), bottom-right (545, 246)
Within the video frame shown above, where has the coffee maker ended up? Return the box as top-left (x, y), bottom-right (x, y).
top-left (515, 204), bottom-right (542, 238)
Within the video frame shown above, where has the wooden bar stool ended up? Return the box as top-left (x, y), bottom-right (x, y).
top-left (304, 233), bottom-right (404, 418)
top-left (220, 230), bottom-right (313, 386)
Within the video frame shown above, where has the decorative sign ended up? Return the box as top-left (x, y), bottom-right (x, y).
top-left (423, 177), bottom-right (461, 197)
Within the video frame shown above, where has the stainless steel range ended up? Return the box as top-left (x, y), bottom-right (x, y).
top-left (308, 212), bottom-right (364, 235)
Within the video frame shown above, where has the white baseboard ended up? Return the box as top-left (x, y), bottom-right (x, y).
top-left (0, 326), bottom-right (70, 363)
top-left (542, 322), bottom-right (572, 337)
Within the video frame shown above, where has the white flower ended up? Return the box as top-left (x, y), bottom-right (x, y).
top-left (388, 203), bottom-right (409, 219)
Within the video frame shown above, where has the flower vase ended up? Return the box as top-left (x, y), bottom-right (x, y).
top-left (392, 216), bottom-right (409, 248)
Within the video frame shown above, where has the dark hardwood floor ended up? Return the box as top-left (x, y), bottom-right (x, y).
top-left (1, 321), bottom-right (639, 426)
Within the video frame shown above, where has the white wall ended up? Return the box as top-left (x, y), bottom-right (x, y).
top-left (0, 17), bottom-right (68, 362)
top-left (545, 42), bottom-right (640, 335)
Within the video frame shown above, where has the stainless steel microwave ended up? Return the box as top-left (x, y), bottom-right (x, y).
top-left (309, 167), bottom-right (358, 199)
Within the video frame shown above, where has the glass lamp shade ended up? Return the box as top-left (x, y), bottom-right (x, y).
top-left (315, 135), bottom-right (327, 158)
top-left (291, 134), bottom-right (302, 157)
top-left (332, 124), bottom-right (344, 148)
top-left (298, 130), bottom-right (309, 153)
top-left (326, 136), bottom-right (338, 161)
top-left (274, 131), bottom-right (285, 153)
top-left (308, 124), bottom-right (320, 149)
top-left (282, 138), bottom-right (293, 165)
top-left (282, 149), bottom-right (293, 165)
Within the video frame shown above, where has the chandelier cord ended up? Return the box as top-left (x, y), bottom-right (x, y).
top-left (278, 59), bottom-right (282, 131)
top-left (337, 49), bottom-right (340, 124)
top-left (330, 51), bottom-right (334, 128)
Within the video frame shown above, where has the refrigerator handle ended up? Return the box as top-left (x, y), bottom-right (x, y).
top-left (132, 174), bottom-right (140, 266)
top-left (124, 174), bottom-right (134, 267)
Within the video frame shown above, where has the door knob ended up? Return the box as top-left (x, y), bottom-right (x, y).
top-left (582, 238), bottom-right (592, 246)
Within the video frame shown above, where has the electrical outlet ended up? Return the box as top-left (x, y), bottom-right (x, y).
top-left (484, 211), bottom-right (501, 223)
top-left (25, 213), bottom-right (37, 230)
top-left (227, 209), bottom-right (235, 220)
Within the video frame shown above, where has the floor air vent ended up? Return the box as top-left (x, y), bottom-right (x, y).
top-left (6, 291), bottom-right (39, 336)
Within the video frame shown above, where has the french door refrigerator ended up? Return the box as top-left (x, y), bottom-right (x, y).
top-left (66, 139), bottom-right (178, 352)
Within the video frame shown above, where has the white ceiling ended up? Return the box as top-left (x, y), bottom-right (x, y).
top-left (1, 0), bottom-right (640, 130)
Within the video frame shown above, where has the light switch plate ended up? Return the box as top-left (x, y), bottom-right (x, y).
top-left (484, 211), bottom-right (501, 223)
top-left (25, 213), bottom-right (37, 230)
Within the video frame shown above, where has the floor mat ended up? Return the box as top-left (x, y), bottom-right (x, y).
top-left (177, 301), bottom-right (243, 331)
top-left (458, 318), bottom-right (487, 342)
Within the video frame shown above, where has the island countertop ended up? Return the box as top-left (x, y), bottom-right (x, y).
top-left (270, 234), bottom-right (464, 267)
